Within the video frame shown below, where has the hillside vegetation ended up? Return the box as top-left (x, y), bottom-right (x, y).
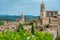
top-left (0, 30), bottom-right (53, 40)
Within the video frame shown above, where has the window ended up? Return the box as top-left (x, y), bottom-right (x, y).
top-left (51, 12), bottom-right (53, 17)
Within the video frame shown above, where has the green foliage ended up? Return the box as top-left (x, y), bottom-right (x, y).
top-left (35, 31), bottom-right (53, 40)
top-left (55, 35), bottom-right (60, 40)
top-left (0, 30), bottom-right (53, 40)
top-left (17, 23), bottom-right (24, 32)
top-left (28, 21), bottom-right (35, 35)
top-left (45, 24), bottom-right (49, 28)
top-left (0, 21), bottom-right (4, 26)
top-left (31, 21), bottom-right (34, 35)
top-left (40, 28), bottom-right (43, 31)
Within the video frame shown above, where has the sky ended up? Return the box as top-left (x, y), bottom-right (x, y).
top-left (0, 0), bottom-right (60, 16)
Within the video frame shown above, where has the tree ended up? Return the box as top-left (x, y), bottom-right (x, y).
top-left (55, 35), bottom-right (60, 40)
top-left (31, 21), bottom-right (34, 35)
top-left (45, 24), bottom-right (49, 28)
top-left (35, 31), bottom-right (53, 40)
top-left (17, 23), bottom-right (24, 32)
top-left (0, 21), bottom-right (4, 26)
top-left (0, 30), bottom-right (53, 40)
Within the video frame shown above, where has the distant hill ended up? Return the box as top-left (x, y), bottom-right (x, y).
top-left (0, 15), bottom-right (40, 21)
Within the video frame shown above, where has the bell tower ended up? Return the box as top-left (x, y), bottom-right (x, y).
top-left (40, 2), bottom-right (46, 18)
top-left (40, 1), bottom-right (49, 25)
top-left (21, 11), bottom-right (24, 23)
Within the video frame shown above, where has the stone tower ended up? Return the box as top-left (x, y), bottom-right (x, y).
top-left (40, 2), bottom-right (46, 18)
top-left (40, 2), bottom-right (49, 25)
top-left (21, 11), bottom-right (24, 23)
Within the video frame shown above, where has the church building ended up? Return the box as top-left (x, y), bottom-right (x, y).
top-left (40, 2), bottom-right (60, 35)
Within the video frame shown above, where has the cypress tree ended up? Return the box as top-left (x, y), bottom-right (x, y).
top-left (31, 22), bottom-right (34, 35)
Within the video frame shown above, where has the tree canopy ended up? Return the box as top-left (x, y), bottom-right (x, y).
top-left (0, 30), bottom-right (53, 40)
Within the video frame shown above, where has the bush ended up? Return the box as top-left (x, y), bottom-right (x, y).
top-left (17, 23), bottom-right (24, 32)
top-left (0, 22), bottom-right (4, 26)
top-left (0, 30), bottom-right (53, 40)
top-left (35, 31), bottom-right (53, 40)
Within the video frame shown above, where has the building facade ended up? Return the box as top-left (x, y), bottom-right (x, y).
top-left (40, 2), bottom-right (60, 35)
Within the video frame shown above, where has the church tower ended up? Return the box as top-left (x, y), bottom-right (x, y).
top-left (18, 11), bottom-right (24, 24)
top-left (40, 2), bottom-right (46, 18)
top-left (21, 11), bottom-right (24, 22)
top-left (40, 2), bottom-right (49, 25)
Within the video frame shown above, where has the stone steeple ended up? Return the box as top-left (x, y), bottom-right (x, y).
top-left (40, 1), bottom-right (49, 25)
top-left (21, 11), bottom-right (24, 22)
top-left (40, 1), bottom-right (46, 18)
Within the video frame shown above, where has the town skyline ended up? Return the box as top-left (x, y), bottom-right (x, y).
top-left (0, 1), bottom-right (60, 40)
top-left (0, 0), bottom-right (60, 16)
